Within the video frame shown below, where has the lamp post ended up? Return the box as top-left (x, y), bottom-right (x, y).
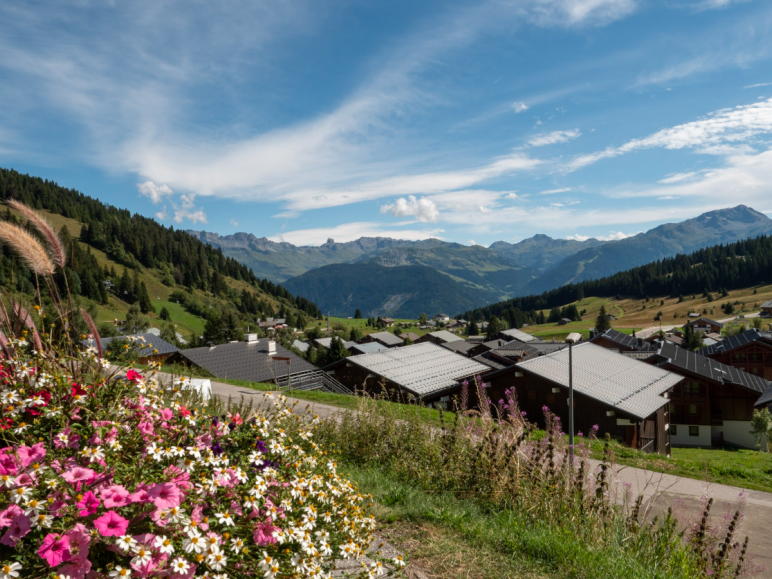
top-left (565, 332), bottom-right (582, 468)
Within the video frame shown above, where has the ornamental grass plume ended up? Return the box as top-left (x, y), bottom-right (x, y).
top-left (0, 220), bottom-right (55, 276)
top-left (7, 199), bottom-right (67, 269)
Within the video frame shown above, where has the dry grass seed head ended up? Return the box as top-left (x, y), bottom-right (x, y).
top-left (7, 199), bottom-right (66, 268)
top-left (0, 221), bottom-right (55, 276)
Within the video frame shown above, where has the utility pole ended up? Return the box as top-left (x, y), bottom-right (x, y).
top-left (565, 333), bottom-right (582, 469)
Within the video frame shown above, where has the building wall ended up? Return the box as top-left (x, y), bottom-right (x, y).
top-left (670, 423), bottom-right (712, 447)
top-left (707, 342), bottom-right (772, 381)
top-left (719, 421), bottom-right (767, 449)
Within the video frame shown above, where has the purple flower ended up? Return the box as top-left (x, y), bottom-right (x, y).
top-left (521, 411), bottom-right (527, 417)
top-left (211, 441), bottom-right (224, 455)
top-left (592, 424), bottom-right (599, 431)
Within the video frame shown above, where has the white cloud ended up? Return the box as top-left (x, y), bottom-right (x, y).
top-left (527, 129), bottom-right (581, 147)
top-left (566, 230), bottom-right (637, 241)
top-left (380, 196), bottom-right (440, 223)
top-left (745, 82), bottom-right (772, 89)
top-left (539, 187), bottom-right (572, 195)
top-left (172, 194), bottom-right (208, 224)
top-left (504, 192), bottom-right (518, 199)
top-left (658, 172), bottom-right (698, 184)
top-left (230, 219), bottom-right (239, 227)
top-left (137, 181), bottom-right (173, 204)
top-left (522, 0), bottom-right (637, 27)
top-left (269, 222), bottom-right (444, 246)
top-left (155, 207), bottom-right (168, 220)
top-left (551, 202), bottom-right (564, 207)
top-left (512, 101), bottom-right (529, 113)
top-left (567, 98), bottom-right (772, 171)
top-left (691, 0), bottom-right (752, 10)
top-left (657, 195), bottom-right (680, 200)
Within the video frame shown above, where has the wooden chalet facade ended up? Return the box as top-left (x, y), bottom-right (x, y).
top-left (646, 342), bottom-right (770, 449)
top-left (685, 317), bottom-right (724, 334)
top-left (591, 328), bottom-right (657, 354)
top-left (697, 329), bottom-right (772, 381)
top-left (484, 343), bottom-right (681, 454)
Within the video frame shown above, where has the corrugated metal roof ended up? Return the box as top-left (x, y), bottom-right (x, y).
top-left (440, 340), bottom-right (477, 355)
top-left (755, 383), bottom-right (772, 407)
top-left (528, 340), bottom-right (569, 355)
top-left (347, 342), bottom-right (489, 397)
top-left (473, 352), bottom-right (510, 370)
top-left (88, 333), bottom-right (180, 356)
top-left (653, 342), bottom-right (769, 394)
top-left (427, 330), bottom-right (464, 344)
top-left (315, 337), bottom-right (333, 349)
top-left (592, 328), bottom-right (656, 351)
top-left (177, 339), bottom-right (316, 383)
top-left (498, 328), bottom-right (536, 343)
top-left (517, 342), bottom-right (680, 419)
top-left (349, 342), bottom-right (388, 354)
top-left (365, 332), bottom-right (404, 346)
top-left (291, 340), bottom-right (310, 353)
top-left (697, 329), bottom-right (772, 357)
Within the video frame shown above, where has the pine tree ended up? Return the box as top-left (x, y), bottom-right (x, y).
top-left (595, 306), bottom-right (611, 332)
top-left (467, 319), bottom-right (479, 336)
top-left (349, 327), bottom-right (362, 342)
top-left (486, 316), bottom-right (501, 339)
top-left (354, 309), bottom-right (362, 319)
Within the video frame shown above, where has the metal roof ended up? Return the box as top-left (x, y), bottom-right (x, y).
top-left (652, 342), bottom-right (769, 394)
top-left (365, 332), bottom-right (404, 346)
top-left (517, 342), bottom-right (680, 420)
top-left (697, 329), bottom-right (772, 357)
top-left (291, 339), bottom-right (310, 353)
top-left (755, 383), bottom-right (772, 407)
top-left (177, 339), bottom-right (316, 383)
top-left (473, 352), bottom-right (510, 370)
top-left (592, 328), bottom-right (656, 351)
top-left (440, 340), bottom-right (477, 355)
top-left (315, 337), bottom-right (334, 349)
top-left (761, 301), bottom-right (772, 308)
top-left (346, 342), bottom-right (489, 398)
top-left (527, 340), bottom-right (570, 355)
top-left (348, 342), bottom-right (388, 354)
top-left (498, 328), bottom-right (536, 343)
top-left (88, 333), bottom-right (180, 357)
top-left (426, 330), bottom-right (464, 344)
top-left (686, 317), bottom-right (724, 328)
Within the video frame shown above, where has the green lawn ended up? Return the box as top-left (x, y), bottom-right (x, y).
top-left (154, 300), bottom-right (205, 337)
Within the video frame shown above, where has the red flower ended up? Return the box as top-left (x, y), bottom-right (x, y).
top-left (126, 369), bottom-right (143, 382)
top-left (178, 406), bottom-right (191, 418)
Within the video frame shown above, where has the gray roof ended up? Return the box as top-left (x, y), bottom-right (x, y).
top-left (315, 337), bottom-right (334, 349)
top-left (761, 300), bottom-right (772, 308)
top-left (473, 352), bottom-right (510, 370)
top-left (176, 339), bottom-right (316, 383)
top-left (592, 328), bottom-right (656, 351)
top-left (88, 333), bottom-right (180, 357)
top-left (517, 342), bottom-right (680, 420)
top-left (755, 383), bottom-right (772, 407)
top-left (365, 332), bottom-right (404, 346)
top-left (345, 342), bottom-right (489, 398)
top-left (652, 343), bottom-right (769, 395)
top-left (291, 339), bottom-right (310, 353)
top-left (498, 328), bottom-right (536, 343)
top-left (697, 329), bottom-right (772, 357)
top-left (426, 330), bottom-right (464, 344)
top-left (348, 342), bottom-right (388, 355)
top-left (526, 340), bottom-right (569, 355)
top-left (440, 340), bottom-right (477, 355)
top-left (686, 317), bottom-right (724, 328)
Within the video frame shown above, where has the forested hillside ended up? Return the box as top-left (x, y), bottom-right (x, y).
top-left (469, 234), bottom-right (772, 325)
top-left (0, 168), bottom-right (321, 343)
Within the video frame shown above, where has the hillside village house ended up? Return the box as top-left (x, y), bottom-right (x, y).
top-left (698, 329), bottom-right (772, 380)
top-left (400, 332), bottom-right (421, 343)
top-left (439, 340), bottom-right (478, 357)
top-left (86, 333), bottom-right (180, 365)
top-left (347, 342), bottom-right (388, 355)
top-left (484, 343), bottom-right (681, 454)
top-left (761, 300), bottom-right (772, 317)
top-left (434, 314), bottom-right (450, 322)
top-left (644, 343), bottom-right (770, 448)
top-left (415, 330), bottom-right (464, 346)
top-left (380, 317), bottom-right (395, 327)
top-left (685, 317), bottom-right (724, 334)
top-left (497, 328), bottom-right (536, 343)
top-left (591, 328), bottom-right (657, 353)
top-left (756, 384), bottom-right (772, 410)
top-left (358, 331), bottom-right (404, 348)
top-left (325, 342), bottom-right (489, 404)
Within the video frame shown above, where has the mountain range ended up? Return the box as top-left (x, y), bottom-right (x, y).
top-left (189, 205), bottom-right (772, 318)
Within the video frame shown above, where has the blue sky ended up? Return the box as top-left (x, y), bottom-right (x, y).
top-left (2, 0), bottom-right (772, 247)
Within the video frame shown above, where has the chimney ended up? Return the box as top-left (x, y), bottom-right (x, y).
top-left (244, 333), bottom-right (258, 343)
top-left (589, 329), bottom-right (597, 340)
top-left (267, 340), bottom-right (277, 356)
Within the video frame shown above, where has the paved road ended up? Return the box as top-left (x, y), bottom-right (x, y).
top-left (150, 372), bottom-right (772, 574)
top-left (637, 313), bottom-right (762, 339)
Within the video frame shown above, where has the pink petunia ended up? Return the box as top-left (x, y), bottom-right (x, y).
top-left (253, 520), bottom-right (278, 546)
top-left (129, 484), bottom-right (151, 504)
top-left (148, 483), bottom-right (181, 510)
top-left (101, 485), bottom-right (131, 508)
top-left (126, 369), bottom-right (144, 382)
top-left (160, 408), bottom-right (174, 421)
top-left (77, 491), bottom-right (100, 516)
top-left (0, 504), bottom-right (23, 527)
top-left (16, 442), bottom-right (46, 468)
top-left (38, 533), bottom-right (71, 567)
top-left (61, 466), bottom-right (96, 486)
top-left (137, 421), bottom-right (155, 438)
top-left (0, 448), bottom-right (18, 475)
top-left (0, 514), bottom-right (30, 546)
top-left (58, 524), bottom-right (92, 579)
top-left (93, 511), bottom-right (129, 537)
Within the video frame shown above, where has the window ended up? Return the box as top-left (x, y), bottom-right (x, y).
top-left (689, 426), bottom-right (699, 437)
top-left (669, 403), bottom-right (675, 413)
top-left (670, 425), bottom-right (678, 436)
top-left (689, 404), bottom-right (698, 415)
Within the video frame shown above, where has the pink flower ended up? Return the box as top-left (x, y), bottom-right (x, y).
top-left (160, 408), bottom-right (174, 421)
top-left (101, 485), bottom-right (131, 508)
top-left (0, 448), bottom-right (18, 475)
top-left (148, 483), bottom-right (181, 510)
top-left (77, 491), bottom-right (100, 516)
top-left (93, 511), bottom-right (129, 537)
top-left (0, 504), bottom-right (23, 527)
top-left (59, 524), bottom-right (92, 579)
top-left (126, 369), bottom-right (144, 382)
top-left (253, 520), bottom-right (278, 546)
top-left (38, 533), bottom-right (71, 567)
top-left (62, 467), bottom-right (96, 489)
top-left (129, 485), bottom-right (151, 504)
top-left (0, 514), bottom-right (30, 546)
top-left (16, 442), bottom-right (46, 468)
top-left (137, 421), bottom-right (155, 438)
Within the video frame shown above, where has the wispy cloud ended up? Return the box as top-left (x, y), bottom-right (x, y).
top-left (137, 181), bottom-right (173, 204)
top-left (268, 222), bottom-right (444, 246)
top-left (512, 101), bottom-right (529, 113)
top-left (744, 81), bottom-right (772, 89)
top-left (380, 196), bottom-right (440, 223)
top-left (527, 129), bottom-right (581, 147)
top-left (566, 230), bottom-right (638, 241)
top-left (540, 187), bottom-right (572, 194)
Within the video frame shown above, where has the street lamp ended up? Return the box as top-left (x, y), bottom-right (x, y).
top-left (565, 332), bottom-right (582, 467)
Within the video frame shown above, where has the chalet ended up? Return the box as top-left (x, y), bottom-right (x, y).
top-left (761, 301), bottom-right (772, 318)
top-left (685, 317), bottom-right (724, 334)
top-left (646, 342), bottom-right (770, 449)
top-left (380, 317), bottom-right (395, 327)
top-left (86, 333), bottom-right (180, 365)
top-left (347, 342), bottom-right (388, 355)
top-left (484, 343), bottom-right (682, 454)
top-left (313, 337), bottom-right (334, 349)
top-left (147, 326), bottom-right (188, 345)
top-left (468, 338), bottom-right (511, 358)
top-left (325, 342), bottom-right (489, 404)
top-left (400, 332), bottom-right (421, 343)
top-left (557, 318), bottom-right (572, 326)
top-left (497, 328), bottom-right (536, 343)
top-left (697, 329), bottom-right (772, 380)
top-left (291, 339), bottom-right (310, 354)
top-left (358, 331), bottom-right (404, 349)
top-left (415, 330), bottom-right (464, 346)
top-left (434, 314), bottom-right (450, 322)
top-left (170, 335), bottom-right (316, 384)
top-left (591, 328), bottom-right (656, 353)
top-left (439, 340), bottom-right (478, 357)
top-left (473, 341), bottom-right (542, 370)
